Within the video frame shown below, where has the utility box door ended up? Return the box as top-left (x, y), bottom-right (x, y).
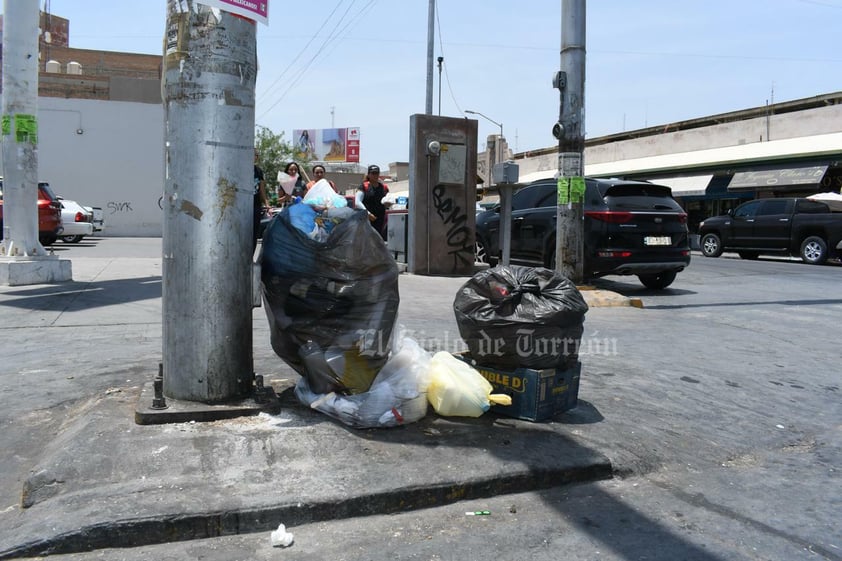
top-left (408, 114), bottom-right (478, 276)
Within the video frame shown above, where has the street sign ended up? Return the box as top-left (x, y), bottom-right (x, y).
top-left (198, 0), bottom-right (269, 25)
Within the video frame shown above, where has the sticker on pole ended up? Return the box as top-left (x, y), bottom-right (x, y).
top-left (557, 177), bottom-right (569, 205)
top-left (199, 0), bottom-right (269, 25)
top-left (558, 176), bottom-right (586, 205)
top-left (558, 152), bottom-right (582, 177)
top-left (570, 177), bottom-right (585, 203)
top-left (1, 114), bottom-right (37, 142)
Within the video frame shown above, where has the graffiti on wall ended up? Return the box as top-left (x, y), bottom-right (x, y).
top-left (107, 201), bottom-right (134, 213)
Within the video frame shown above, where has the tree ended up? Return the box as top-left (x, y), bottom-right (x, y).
top-left (255, 125), bottom-right (311, 205)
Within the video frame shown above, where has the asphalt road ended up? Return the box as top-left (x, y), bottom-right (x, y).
top-left (2, 239), bottom-right (841, 560)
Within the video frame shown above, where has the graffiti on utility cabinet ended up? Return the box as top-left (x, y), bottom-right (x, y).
top-left (431, 184), bottom-right (473, 268)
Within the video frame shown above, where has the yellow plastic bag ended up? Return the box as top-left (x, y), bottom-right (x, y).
top-left (426, 352), bottom-right (512, 417)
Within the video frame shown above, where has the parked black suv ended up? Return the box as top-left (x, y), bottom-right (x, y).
top-left (475, 178), bottom-right (691, 289)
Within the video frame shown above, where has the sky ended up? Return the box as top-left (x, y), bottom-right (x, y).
top-left (21, 0), bottom-right (842, 171)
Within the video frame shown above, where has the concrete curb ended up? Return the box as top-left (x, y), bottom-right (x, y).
top-left (0, 460), bottom-right (612, 559)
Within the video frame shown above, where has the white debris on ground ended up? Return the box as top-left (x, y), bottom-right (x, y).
top-left (270, 523), bottom-right (294, 548)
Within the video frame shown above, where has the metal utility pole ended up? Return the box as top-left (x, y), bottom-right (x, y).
top-left (425, 0), bottom-right (435, 114)
top-left (437, 56), bottom-right (444, 116)
top-left (0, 0), bottom-right (71, 284)
top-left (162, 2), bottom-right (257, 402)
top-left (554, 0), bottom-right (586, 283)
top-left (466, 110), bottom-right (510, 263)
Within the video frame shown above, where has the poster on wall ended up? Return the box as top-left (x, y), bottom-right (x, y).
top-left (294, 128), bottom-right (360, 163)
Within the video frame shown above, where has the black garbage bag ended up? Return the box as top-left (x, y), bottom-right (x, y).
top-left (261, 205), bottom-right (400, 394)
top-left (453, 265), bottom-right (588, 370)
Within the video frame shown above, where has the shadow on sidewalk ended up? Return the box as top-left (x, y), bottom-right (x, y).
top-left (0, 275), bottom-right (162, 311)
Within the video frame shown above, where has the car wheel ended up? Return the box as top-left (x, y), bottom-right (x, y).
top-left (39, 234), bottom-right (58, 246)
top-left (475, 237), bottom-right (497, 266)
top-left (61, 235), bottom-right (85, 243)
top-left (738, 251), bottom-right (759, 260)
top-left (700, 233), bottom-right (723, 257)
top-left (637, 271), bottom-right (677, 290)
top-left (800, 236), bottom-right (827, 265)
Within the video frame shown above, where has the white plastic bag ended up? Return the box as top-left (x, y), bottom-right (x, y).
top-left (426, 352), bottom-right (511, 417)
top-left (294, 337), bottom-right (433, 428)
top-left (303, 179), bottom-right (347, 209)
top-left (277, 172), bottom-right (298, 195)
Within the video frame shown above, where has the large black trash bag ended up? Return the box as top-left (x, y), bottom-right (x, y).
top-left (261, 206), bottom-right (400, 394)
top-left (453, 265), bottom-right (588, 370)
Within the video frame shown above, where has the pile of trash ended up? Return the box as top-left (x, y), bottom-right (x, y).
top-left (453, 265), bottom-right (588, 370)
top-left (261, 204), bottom-right (585, 428)
top-left (261, 189), bottom-right (399, 397)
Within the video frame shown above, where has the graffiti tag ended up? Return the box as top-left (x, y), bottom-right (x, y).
top-left (431, 184), bottom-right (474, 268)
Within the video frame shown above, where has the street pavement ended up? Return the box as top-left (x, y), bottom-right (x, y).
top-left (0, 238), bottom-right (627, 559)
top-left (1, 239), bottom-right (838, 560)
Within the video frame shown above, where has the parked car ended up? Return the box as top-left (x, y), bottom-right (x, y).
top-left (475, 178), bottom-right (691, 289)
top-left (698, 197), bottom-right (842, 264)
top-left (57, 198), bottom-right (94, 243)
top-left (0, 178), bottom-right (63, 245)
top-left (83, 206), bottom-right (105, 234)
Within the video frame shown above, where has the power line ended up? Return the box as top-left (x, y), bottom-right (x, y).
top-left (257, 0), bottom-right (378, 121)
top-left (255, 0), bottom-right (347, 104)
top-left (435, 1), bottom-right (463, 115)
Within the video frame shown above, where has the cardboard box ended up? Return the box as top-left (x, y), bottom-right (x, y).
top-left (457, 354), bottom-right (581, 422)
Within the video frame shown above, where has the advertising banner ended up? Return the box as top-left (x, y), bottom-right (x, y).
top-left (294, 127), bottom-right (360, 163)
top-left (199, 0), bottom-right (269, 25)
top-left (346, 127), bottom-right (360, 163)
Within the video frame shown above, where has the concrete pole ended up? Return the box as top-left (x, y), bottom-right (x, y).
top-left (162, 2), bottom-right (257, 402)
top-left (0, 0), bottom-right (41, 257)
top-left (554, 0), bottom-right (586, 283)
top-left (0, 0), bottom-right (71, 284)
top-left (425, 0), bottom-right (435, 114)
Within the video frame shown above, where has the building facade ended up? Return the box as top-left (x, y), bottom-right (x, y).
top-left (0, 11), bottom-right (164, 236)
top-left (511, 93), bottom-right (842, 233)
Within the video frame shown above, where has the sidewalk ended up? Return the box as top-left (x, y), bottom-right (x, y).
top-left (0, 240), bottom-right (627, 559)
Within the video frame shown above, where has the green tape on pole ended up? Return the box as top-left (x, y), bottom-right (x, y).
top-left (557, 177), bottom-right (570, 205)
top-left (1, 115), bottom-right (10, 136)
top-left (14, 114), bottom-right (38, 144)
top-left (570, 177), bottom-right (586, 203)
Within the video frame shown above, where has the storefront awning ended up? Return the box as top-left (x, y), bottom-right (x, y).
top-left (727, 164), bottom-right (828, 191)
top-left (649, 174), bottom-right (713, 197)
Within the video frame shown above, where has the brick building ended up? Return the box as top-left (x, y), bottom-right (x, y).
top-left (0, 11), bottom-right (165, 236)
top-left (1, 12), bottom-right (162, 104)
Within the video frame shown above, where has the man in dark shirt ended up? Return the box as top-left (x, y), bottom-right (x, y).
top-left (355, 164), bottom-right (391, 241)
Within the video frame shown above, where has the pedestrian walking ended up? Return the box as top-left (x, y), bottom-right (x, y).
top-left (278, 162), bottom-right (307, 202)
top-left (253, 149), bottom-right (269, 251)
top-left (355, 164), bottom-right (392, 241)
top-left (306, 164), bottom-right (338, 193)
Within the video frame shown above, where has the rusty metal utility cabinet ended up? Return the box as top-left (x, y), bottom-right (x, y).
top-left (408, 114), bottom-right (478, 276)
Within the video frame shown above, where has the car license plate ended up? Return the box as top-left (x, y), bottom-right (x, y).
top-left (644, 236), bottom-right (671, 246)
